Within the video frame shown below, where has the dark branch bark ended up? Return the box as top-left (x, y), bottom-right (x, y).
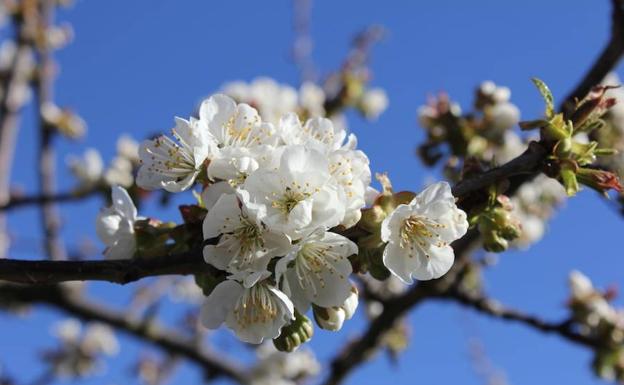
top-left (560, 0), bottom-right (624, 116)
top-left (0, 284), bottom-right (249, 384)
top-left (0, 248), bottom-right (213, 285)
top-left (0, 188), bottom-right (100, 212)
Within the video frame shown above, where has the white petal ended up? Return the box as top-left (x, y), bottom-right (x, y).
top-left (382, 242), bottom-right (421, 284)
top-left (201, 181), bottom-right (235, 210)
top-left (111, 186), bottom-right (137, 221)
top-left (200, 280), bottom-right (243, 329)
top-left (412, 245), bottom-right (455, 280)
top-left (202, 194), bottom-right (242, 239)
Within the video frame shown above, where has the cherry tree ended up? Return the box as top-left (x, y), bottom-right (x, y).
top-left (1, 1), bottom-right (624, 385)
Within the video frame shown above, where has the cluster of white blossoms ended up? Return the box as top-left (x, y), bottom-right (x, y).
top-left (45, 319), bottom-right (119, 377)
top-left (567, 271), bottom-right (624, 382)
top-left (221, 77), bottom-right (389, 127)
top-left (510, 175), bottom-right (566, 249)
top-left (221, 77), bottom-right (326, 124)
top-left (67, 135), bottom-right (139, 189)
top-left (91, 91), bottom-right (469, 346)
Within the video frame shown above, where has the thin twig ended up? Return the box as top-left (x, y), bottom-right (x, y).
top-left (0, 188), bottom-right (100, 212)
top-left (438, 287), bottom-right (599, 349)
top-left (35, 0), bottom-right (65, 261)
top-left (0, 8), bottom-right (37, 258)
top-left (560, 0), bottom-right (624, 116)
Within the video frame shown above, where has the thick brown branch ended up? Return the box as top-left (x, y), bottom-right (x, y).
top-left (0, 248), bottom-right (214, 285)
top-left (437, 288), bottom-right (599, 349)
top-left (451, 142), bottom-right (547, 198)
top-left (0, 284), bottom-right (249, 384)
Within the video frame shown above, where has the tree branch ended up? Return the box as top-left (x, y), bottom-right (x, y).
top-left (35, 0), bottom-right (65, 261)
top-left (0, 248), bottom-right (215, 285)
top-left (322, 1), bottom-right (624, 382)
top-left (0, 283), bottom-right (249, 384)
top-left (0, 188), bottom-right (100, 212)
top-left (437, 287), bottom-right (600, 349)
top-left (322, 231), bottom-right (480, 385)
top-left (560, 0), bottom-right (624, 116)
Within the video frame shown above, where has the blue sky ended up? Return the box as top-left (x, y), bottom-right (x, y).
top-left (1, 1), bottom-right (623, 384)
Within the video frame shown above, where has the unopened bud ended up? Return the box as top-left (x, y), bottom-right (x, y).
top-left (313, 305), bottom-right (346, 331)
top-left (273, 311), bottom-right (314, 352)
top-left (577, 168), bottom-right (623, 194)
top-left (313, 285), bottom-right (359, 331)
top-left (342, 285), bottom-right (359, 319)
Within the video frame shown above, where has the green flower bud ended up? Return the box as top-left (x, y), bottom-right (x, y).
top-left (273, 311), bottom-right (314, 352)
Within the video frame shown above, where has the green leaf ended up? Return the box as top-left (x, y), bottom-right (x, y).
top-left (531, 77), bottom-right (555, 118)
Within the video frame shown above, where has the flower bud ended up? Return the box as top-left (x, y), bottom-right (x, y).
top-left (342, 285), bottom-right (359, 319)
top-left (273, 311), bottom-right (314, 352)
top-left (576, 168), bottom-right (623, 194)
top-left (313, 305), bottom-right (346, 331)
top-left (313, 285), bottom-right (359, 331)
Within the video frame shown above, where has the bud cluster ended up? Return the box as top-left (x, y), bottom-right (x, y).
top-left (43, 319), bottom-right (119, 378)
top-left (567, 271), bottom-right (624, 382)
top-left (523, 78), bottom-right (622, 196)
top-left (417, 81), bottom-right (523, 179)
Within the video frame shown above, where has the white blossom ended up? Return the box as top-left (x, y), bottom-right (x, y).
top-left (381, 181), bottom-right (468, 283)
top-left (328, 148), bottom-right (371, 227)
top-left (104, 156), bottom-right (134, 187)
top-left (200, 272), bottom-right (294, 344)
top-left (53, 319), bottom-right (82, 344)
top-left (116, 134), bottom-right (140, 163)
top-left (359, 87), bottom-right (389, 120)
top-left (221, 77), bottom-right (327, 124)
top-left (568, 270), bottom-right (617, 327)
top-left (203, 193), bottom-right (291, 273)
top-left (276, 230), bottom-right (356, 312)
top-left (240, 145), bottom-right (345, 240)
top-left (510, 175), bottom-right (566, 248)
top-left (201, 181), bottom-right (235, 209)
top-left (488, 101), bottom-right (520, 131)
top-left (82, 324), bottom-right (119, 356)
top-left (278, 113), bottom-right (349, 154)
top-left (299, 81), bottom-right (326, 117)
top-left (67, 148), bottom-right (104, 187)
top-left (137, 115), bottom-right (211, 192)
top-left (222, 77), bottom-right (298, 124)
top-left (96, 186), bottom-right (139, 260)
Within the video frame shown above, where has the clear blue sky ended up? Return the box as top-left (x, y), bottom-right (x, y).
top-left (1, 1), bottom-right (623, 384)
